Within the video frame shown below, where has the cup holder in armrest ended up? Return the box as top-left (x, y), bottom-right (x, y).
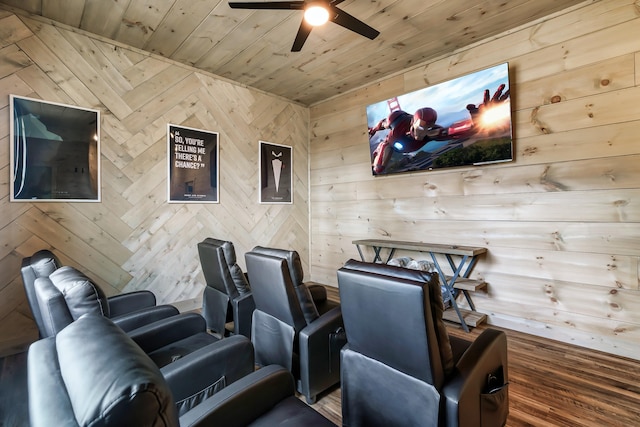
top-left (480, 366), bottom-right (509, 427)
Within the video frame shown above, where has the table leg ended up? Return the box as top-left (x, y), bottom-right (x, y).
top-left (355, 245), bottom-right (395, 263)
top-left (372, 247), bottom-right (395, 263)
top-left (373, 246), bottom-right (382, 262)
top-left (445, 255), bottom-right (477, 311)
top-left (430, 252), bottom-right (470, 332)
top-left (461, 257), bottom-right (479, 311)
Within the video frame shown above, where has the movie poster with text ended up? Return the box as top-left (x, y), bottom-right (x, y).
top-left (167, 124), bottom-right (219, 203)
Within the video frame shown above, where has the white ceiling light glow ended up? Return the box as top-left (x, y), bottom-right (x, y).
top-left (304, 5), bottom-right (329, 26)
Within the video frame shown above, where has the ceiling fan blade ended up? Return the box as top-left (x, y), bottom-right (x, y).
top-left (291, 17), bottom-right (313, 52)
top-left (228, 1), bottom-right (304, 10)
top-left (329, 5), bottom-right (379, 40)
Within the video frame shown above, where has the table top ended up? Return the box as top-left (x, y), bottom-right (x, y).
top-left (352, 239), bottom-right (487, 257)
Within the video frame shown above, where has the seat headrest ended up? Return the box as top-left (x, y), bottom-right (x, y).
top-left (49, 266), bottom-right (110, 320)
top-left (51, 314), bottom-right (178, 426)
top-left (343, 258), bottom-right (435, 283)
top-left (28, 249), bottom-right (61, 278)
top-left (249, 246), bottom-right (319, 324)
top-left (198, 238), bottom-right (250, 296)
top-left (251, 246), bottom-right (304, 285)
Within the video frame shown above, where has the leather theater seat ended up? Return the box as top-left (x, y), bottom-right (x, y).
top-left (31, 265), bottom-right (255, 414)
top-left (32, 263), bottom-right (250, 366)
top-left (337, 259), bottom-right (509, 427)
top-left (28, 314), bottom-right (336, 427)
top-left (197, 238), bottom-right (255, 337)
top-left (21, 249), bottom-right (178, 337)
top-left (196, 239), bottom-right (335, 339)
top-left (32, 264), bottom-right (179, 340)
top-left (245, 247), bottom-right (345, 404)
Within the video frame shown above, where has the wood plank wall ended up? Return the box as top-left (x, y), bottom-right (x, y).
top-left (0, 10), bottom-right (310, 355)
top-left (309, 0), bottom-right (640, 360)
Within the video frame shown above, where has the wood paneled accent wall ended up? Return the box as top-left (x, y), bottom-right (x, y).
top-left (0, 10), bottom-right (309, 355)
top-left (309, 0), bottom-right (640, 360)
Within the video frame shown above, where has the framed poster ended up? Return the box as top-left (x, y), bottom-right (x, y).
top-left (366, 62), bottom-right (512, 176)
top-left (259, 141), bottom-right (292, 204)
top-left (167, 124), bottom-right (219, 203)
top-left (10, 95), bottom-right (100, 202)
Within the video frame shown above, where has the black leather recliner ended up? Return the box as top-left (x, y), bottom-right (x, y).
top-left (33, 264), bottom-right (246, 370)
top-left (28, 314), bottom-right (335, 427)
top-left (21, 249), bottom-right (178, 337)
top-left (244, 247), bottom-right (344, 404)
top-left (31, 266), bottom-right (255, 414)
top-left (33, 264), bottom-right (180, 338)
top-left (197, 238), bottom-right (255, 337)
top-left (337, 259), bottom-right (509, 427)
top-left (196, 239), bottom-right (334, 338)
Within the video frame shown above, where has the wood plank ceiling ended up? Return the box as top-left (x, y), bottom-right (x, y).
top-left (0, 0), bottom-right (587, 106)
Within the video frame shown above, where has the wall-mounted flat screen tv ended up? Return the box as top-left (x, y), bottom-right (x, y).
top-left (366, 62), bottom-right (513, 176)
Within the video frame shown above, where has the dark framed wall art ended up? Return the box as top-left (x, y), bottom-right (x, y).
top-left (167, 124), bottom-right (219, 203)
top-left (10, 95), bottom-right (101, 202)
top-left (259, 141), bottom-right (292, 204)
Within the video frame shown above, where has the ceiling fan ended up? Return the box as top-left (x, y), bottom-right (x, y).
top-left (228, 0), bottom-right (380, 52)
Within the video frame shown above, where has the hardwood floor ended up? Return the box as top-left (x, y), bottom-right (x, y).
top-left (3, 287), bottom-right (639, 426)
top-left (306, 320), bottom-right (640, 426)
top-left (467, 322), bottom-right (640, 426)
top-left (314, 285), bottom-right (640, 426)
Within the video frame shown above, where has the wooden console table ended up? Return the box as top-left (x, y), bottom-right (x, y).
top-left (352, 239), bottom-right (487, 332)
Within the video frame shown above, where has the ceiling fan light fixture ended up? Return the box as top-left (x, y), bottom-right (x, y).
top-left (228, 1), bottom-right (379, 51)
top-left (304, 5), bottom-right (329, 26)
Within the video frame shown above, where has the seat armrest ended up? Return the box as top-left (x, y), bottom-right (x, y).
top-left (315, 298), bottom-right (339, 316)
top-left (231, 291), bottom-right (255, 338)
top-left (179, 365), bottom-right (295, 427)
top-left (107, 290), bottom-right (156, 317)
top-left (307, 282), bottom-right (327, 303)
top-left (111, 304), bottom-right (179, 332)
top-left (162, 335), bottom-right (255, 415)
top-left (127, 312), bottom-right (207, 353)
top-left (443, 328), bottom-right (508, 426)
top-left (300, 306), bottom-right (343, 340)
top-left (298, 306), bottom-right (344, 400)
